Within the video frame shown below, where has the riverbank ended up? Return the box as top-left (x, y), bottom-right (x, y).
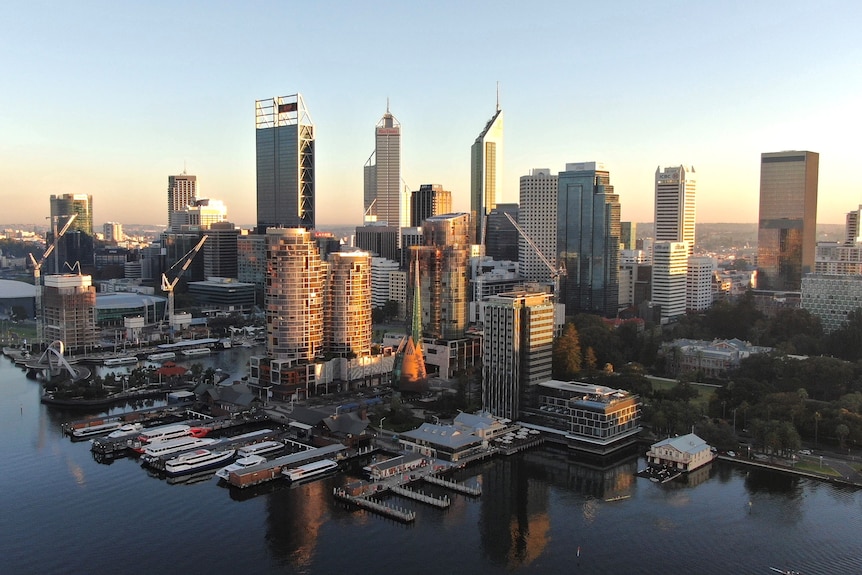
top-left (718, 452), bottom-right (862, 488)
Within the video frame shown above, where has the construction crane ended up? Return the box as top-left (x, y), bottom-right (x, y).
top-left (504, 212), bottom-right (566, 295)
top-left (161, 235), bottom-right (207, 335)
top-left (29, 214), bottom-right (77, 346)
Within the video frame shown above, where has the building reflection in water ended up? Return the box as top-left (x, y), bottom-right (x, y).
top-left (476, 447), bottom-right (639, 569)
top-left (263, 478), bottom-right (332, 569)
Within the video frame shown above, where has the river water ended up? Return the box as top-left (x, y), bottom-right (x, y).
top-left (2, 354), bottom-right (861, 575)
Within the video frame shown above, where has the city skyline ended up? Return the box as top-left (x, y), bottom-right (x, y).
top-left (2, 2), bottom-right (861, 227)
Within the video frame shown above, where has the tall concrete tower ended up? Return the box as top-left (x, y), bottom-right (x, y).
top-left (654, 165), bottom-right (696, 255)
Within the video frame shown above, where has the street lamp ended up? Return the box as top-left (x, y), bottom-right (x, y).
top-left (379, 417), bottom-right (386, 430)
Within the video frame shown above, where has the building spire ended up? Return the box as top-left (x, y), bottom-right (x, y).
top-left (496, 81), bottom-right (500, 112)
top-left (411, 249), bottom-right (422, 349)
top-left (386, 96), bottom-right (390, 115)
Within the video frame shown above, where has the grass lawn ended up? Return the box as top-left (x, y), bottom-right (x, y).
top-left (646, 376), bottom-right (717, 412)
top-left (794, 460), bottom-right (841, 476)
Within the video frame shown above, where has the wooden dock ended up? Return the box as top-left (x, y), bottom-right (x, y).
top-left (333, 487), bottom-right (416, 523)
top-left (423, 474), bottom-right (482, 496)
top-left (390, 485), bottom-right (450, 508)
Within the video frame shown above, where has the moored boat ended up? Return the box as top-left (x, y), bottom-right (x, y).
top-left (146, 351), bottom-right (176, 361)
top-left (181, 347), bottom-right (211, 357)
top-left (237, 440), bottom-right (284, 458)
top-left (130, 423), bottom-right (192, 452)
top-left (164, 448), bottom-right (236, 477)
top-left (71, 421), bottom-right (123, 439)
top-left (105, 422), bottom-right (144, 439)
top-left (215, 454), bottom-right (267, 480)
top-left (282, 459), bottom-right (338, 483)
top-left (104, 356), bottom-right (138, 366)
top-left (141, 436), bottom-right (217, 464)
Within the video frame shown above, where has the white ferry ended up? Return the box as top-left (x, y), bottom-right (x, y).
top-left (237, 440), bottom-right (284, 458)
top-left (142, 436), bottom-right (217, 463)
top-left (130, 424), bottom-right (192, 452)
top-left (164, 448), bottom-right (236, 477)
top-left (181, 347), bottom-right (211, 357)
top-left (71, 421), bottom-right (123, 439)
top-left (106, 422), bottom-right (143, 439)
top-left (215, 454), bottom-right (267, 480)
top-left (146, 351), bottom-right (176, 361)
top-left (104, 356), bottom-right (138, 366)
top-left (282, 459), bottom-right (338, 483)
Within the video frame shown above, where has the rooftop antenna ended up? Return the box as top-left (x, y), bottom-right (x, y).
top-left (183, 160), bottom-right (187, 175)
top-left (386, 97), bottom-right (390, 114)
top-left (496, 81), bottom-right (500, 112)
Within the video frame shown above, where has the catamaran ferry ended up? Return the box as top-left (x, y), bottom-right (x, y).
top-left (215, 454), bottom-right (267, 480)
top-left (146, 351), bottom-right (176, 361)
top-left (237, 440), bottom-right (284, 458)
top-left (104, 356), bottom-right (138, 366)
top-left (282, 459), bottom-right (338, 483)
top-left (141, 436), bottom-right (217, 464)
top-left (181, 347), bottom-right (211, 357)
top-left (71, 421), bottom-right (124, 439)
top-left (105, 422), bottom-right (143, 439)
top-left (164, 448), bottom-right (236, 477)
top-left (130, 423), bottom-right (202, 452)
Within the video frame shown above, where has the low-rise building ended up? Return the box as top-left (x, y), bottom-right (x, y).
top-left (661, 338), bottom-right (772, 379)
top-left (646, 433), bottom-right (714, 472)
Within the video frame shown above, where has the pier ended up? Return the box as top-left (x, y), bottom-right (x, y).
top-left (423, 474), bottom-right (482, 496)
top-left (227, 443), bottom-right (348, 488)
top-left (390, 485), bottom-right (450, 508)
top-left (333, 487), bottom-right (416, 523)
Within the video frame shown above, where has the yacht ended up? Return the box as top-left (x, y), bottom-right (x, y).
top-left (105, 422), bottom-right (143, 439)
top-left (237, 440), bottom-right (284, 458)
top-left (282, 459), bottom-right (338, 483)
top-left (215, 454), bottom-right (267, 480)
top-left (71, 421), bottom-right (123, 439)
top-left (141, 437), bottom-right (217, 464)
top-left (129, 424), bottom-right (192, 452)
top-left (164, 448), bottom-right (236, 477)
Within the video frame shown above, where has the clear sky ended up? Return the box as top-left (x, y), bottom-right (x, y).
top-left (2, 1), bottom-right (860, 228)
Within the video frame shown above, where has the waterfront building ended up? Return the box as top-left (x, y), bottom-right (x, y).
top-left (167, 173), bottom-right (197, 231)
top-left (484, 203), bottom-right (519, 263)
top-left (654, 165), bottom-right (696, 255)
top-left (519, 168), bottom-right (558, 284)
top-left (203, 222), bottom-right (239, 279)
top-left (757, 150), bottom-right (819, 291)
top-left (255, 94), bottom-right (315, 232)
top-left (0, 279), bottom-right (36, 319)
top-left (557, 162), bottom-right (621, 318)
top-left (471, 99), bottom-right (503, 244)
top-left (265, 228), bottom-right (323, 361)
top-left (687, 256), bottom-right (716, 312)
top-left (646, 433), bottom-right (713, 472)
top-left (187, 278), bottom-right (256, 316)
top-left (524, 380), bottom-right (641, 455)
top-left (620, 221), bottom-right (636, 251)
top-left (651, 241), bottom-right (689, 321)
top-left (411, 184), bottom-right (452, 228)
top-left (355, 222), bottom-right (399, 262)
top-left (417, 213), bottom-right (471, 340)
top-left (324, 252), bottom-right (372, 358)
top-left (660, 338), bottom-right (772, 378)
top-left (364, 105), bottom-right (405, 227)
top-left (482, 291), bottom-right (554, 420)
top-left (42, 274), bottom-right (97, 351)
top-left (399, 423), bottom-right (484, 463)
top-left (801, 274), bottom-right (862, 333)
top-left (103, 222), bottom-right (123, 244)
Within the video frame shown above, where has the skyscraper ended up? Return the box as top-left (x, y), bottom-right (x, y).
top-left (256, 94), bottom-right (315, 233)
top-left (757, 151), bottom-right (819, 291)
top-left (482, 290), bottom-right (554, 420)
top-left (519, 168), bottom-right (558, 283)
top-left (485, 203), bottom-right (519, 262)
top-left (50, 193), bottom-right (93, 235)
top-left (471, 99), bottom-right (503, 244)
top-left (364, 104), bottom-right (404, 227)
top-left (410, 184), bottom-right (452, 227)
top-left (167, 174), bottom-right (197, 231)
top-left (265, 228), bottom-right (323, 361)
top-left (49, 193), bottom-right (94, 274)
top-left (651, 241), bottom-right (689, 321)
top-left (654, 166), bottom-right (696, 254)
top-left (556, 162), bottom-right (621, 318)
top-left (325, 252), bottom-right (372, 358)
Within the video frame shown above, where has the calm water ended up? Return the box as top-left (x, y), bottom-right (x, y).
top-left (2, 355), bottom-right (861, 575)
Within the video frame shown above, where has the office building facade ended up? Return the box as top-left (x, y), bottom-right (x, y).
top-left (485, 203), bottom-right (519, 263)
top-left (471, 103), bottom-right (503, 244)
top-left (686, 256), bottom-right (716, 312)
top-left (167, 174), bottom-right (197, 231)
top-left (519, 168), bottom-right (558, 284)
top-left (364, 106), bottom-right (405, 227)
top-left (556, 162), bottom-right (621, 317)
top-left (410, 184), bottom-right (452, 227)
top-left (757, 151), bottom-right (819, 291)
top-left (654, 166), bottom-right (696, 254)
top-left (652, 242), bottom-right (689, 321)
top-left (256, 95), bottom-right (315, 232)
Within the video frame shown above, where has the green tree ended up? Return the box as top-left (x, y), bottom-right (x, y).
top-left (836, 423), bottom-right (850, 448)
top-left (553, 323), bottom-right (582, 380)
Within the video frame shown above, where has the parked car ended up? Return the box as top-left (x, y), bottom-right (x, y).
top-left (799, 449), bottom-right (812, 456)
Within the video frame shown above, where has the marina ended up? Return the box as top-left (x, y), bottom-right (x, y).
top-left (164, 448), bottom-right (237, 477)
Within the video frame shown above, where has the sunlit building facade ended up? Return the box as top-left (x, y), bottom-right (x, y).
top-left (364, 106), bottom-right (405, 227)
top-left (167, 174), bottom-right (197, 231)
top-left (471, 103), bottom-right (503, 244)
top-left (42, 274), bottom-right (97, 351)
top-left (325, 252), bottom-right (372, 357)
top-left (652, 241), bottom-right (689, 321)
top-left (654, 166), bottom-right (696, 255)
top-left (519, 168), bottom-right (558, 283)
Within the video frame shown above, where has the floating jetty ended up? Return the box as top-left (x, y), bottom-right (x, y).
top-left (390, 485), bottom-right (450, 508)
top-left (333, 487), bottom-right (416, 523)
top-left (423, 474), bottom-right (482, 496)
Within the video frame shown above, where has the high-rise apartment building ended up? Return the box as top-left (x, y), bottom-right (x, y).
top-left (324, 252), bottom-right (372, 357)
top-left (482, 290), bottom-right (554, 420)
top-left (50, 193), bottom-right (93, 235)
top-left (655, 166), bottom-right (696, 254)
top-left (256, 95), bottom-right (315, 233)
top-left (103, 222), bottom-right (123, 243)
top-left (42, 274), bottom-right (97, 351)
top-left (364, 105), bottom-right (404, 227)
top-left (845, 206), bottom-right (861, 245)
top-left (757, 151), bottom-right (819, 291)
top-left (410, 184), bottom-right (452, 227)
top-left (556, 162), bottom-right (621, 317)
top-left (687, 256), bottom-right (716, 312)
top-left (471, 101), bottom-right (503, 244)
top-left (652, 242), bottom-right (689, 321)
top-left (416, 213), bottom-right (471, 340)
top-left (237, 234), bottom-right (267, 294)
top-left (265, 228), bottom-right (323, 361)
top-left (167, 174), bottom-right (197, 231)
top-left (519, 168), bottom-right (558, 284)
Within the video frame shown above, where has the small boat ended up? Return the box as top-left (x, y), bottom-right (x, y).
top-left (181, 347), bottom-right (211, 357)
top-left (164, 448), bottom-right (236, 477)
top-left (71, 421), bottom-right (123, 439)
top-left (237, 440), bottom-right (284, 458)
top-left (215, 454), bottom-right (267, 480)
top-left (147, 351), bottom-right (176, 361)
top-left (106, 422), bottom-right (144, 439)
top-left (604, 495), bottom-right (631, 502)
top-left (104, 356), bottom-right (138, 366)
top-left (282, 459), bottom-right (338, 483)
top-left (769, 568), bottom-right (802, 575)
